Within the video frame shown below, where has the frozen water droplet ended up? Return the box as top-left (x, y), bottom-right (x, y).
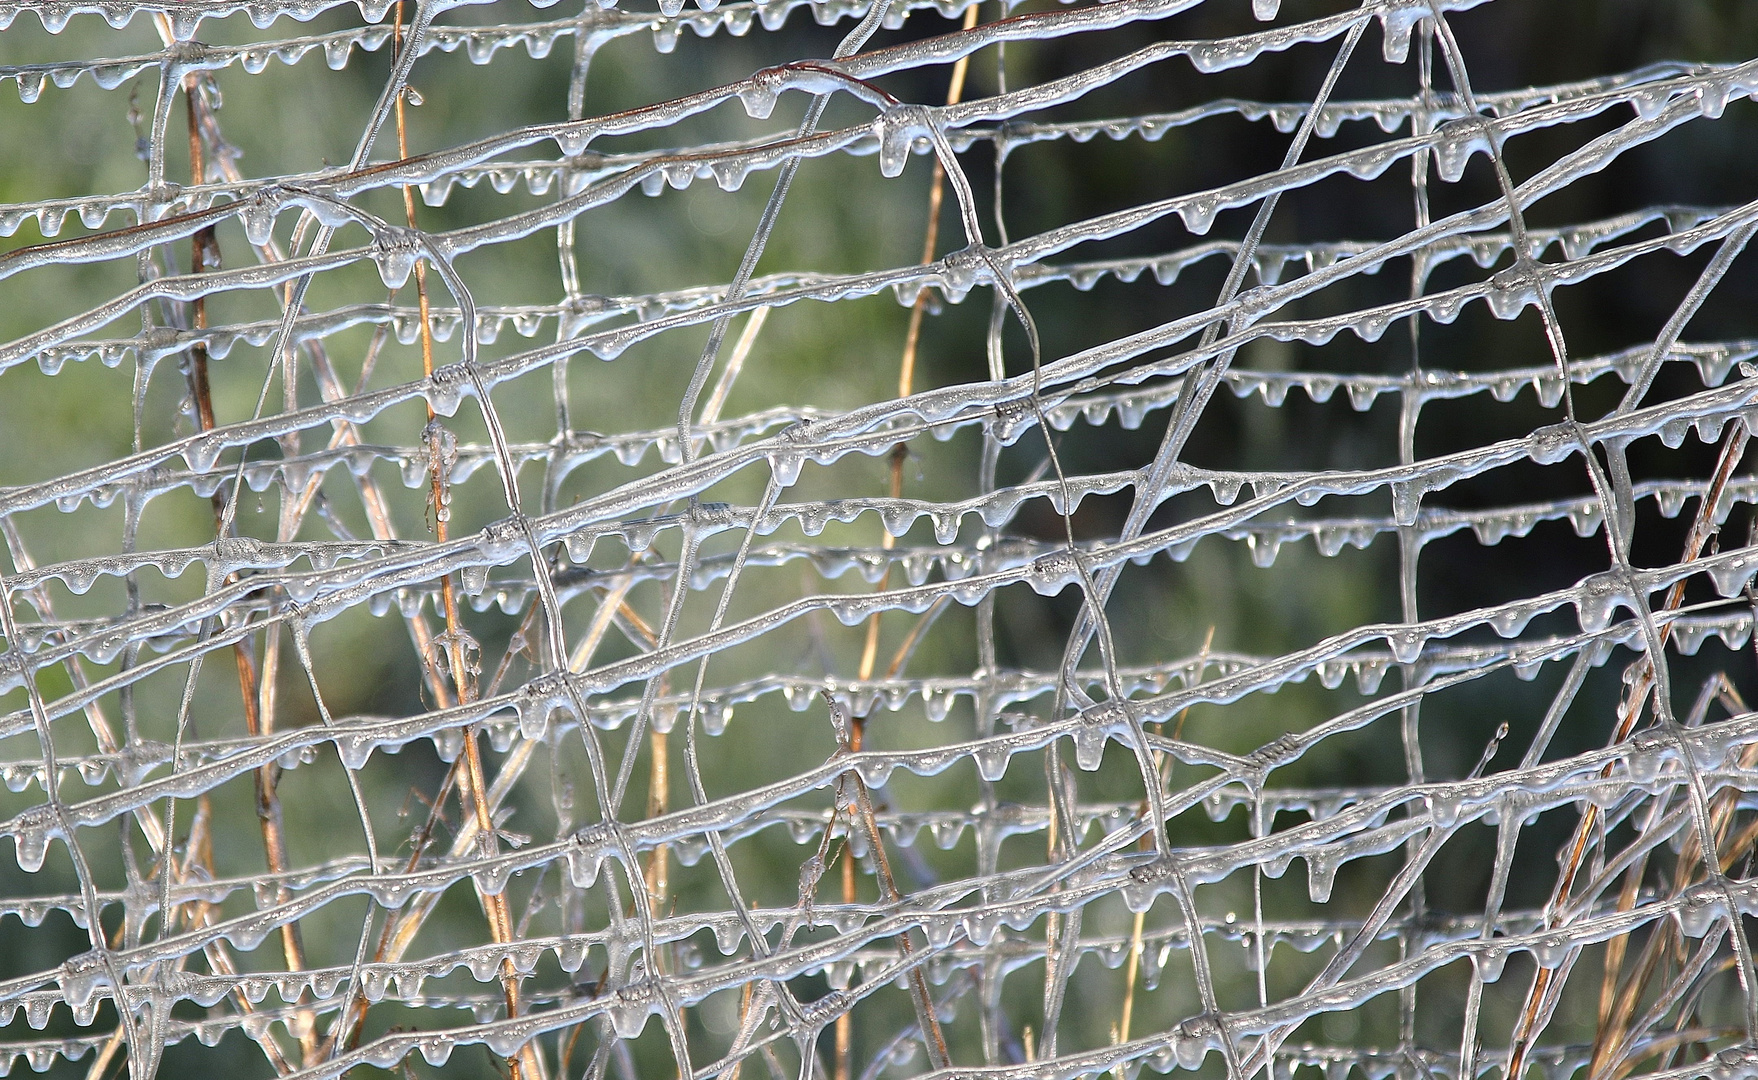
top-left (1574, 571), bottom-right (1631, 633)
top-left (10, 806), bottom-right (59, 873)
top-left (372, 227), bottom-right (421, 289)
top-left (1305, 850), bottom-right (1338, 902)
top-left (771, 451), bottom-right (803, 487)
top-left (1388, 629), bottom-right (1425, 664)
top-left (1072, 726), bottom-right (1106, 771)
top-left (418, 1035), bottom-right (454, 1067)
top-left (568, 826), bottom-right (610, 888)
top-left (16, 71), bottom-right (45, 103)
top-left (974, 745), bottom-right (1009, 782)
top-left (1710, 551), bottom-right (1758, 597)
top-left (1180, 196), bottom-right (1218, 236)
top-left (460, 563), bottom-right (489, 596)
top-left (609, 980), bottom-right (658, 1038)
top-left (876, 105), bottom-right (930, 179)
top-left (1392, 480), bottom-right (1422, 526)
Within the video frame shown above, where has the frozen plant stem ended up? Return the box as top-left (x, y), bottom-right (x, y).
top-left (386, 7), bottom-right (535, 1079)
top-left (845, 17), bottom-right (977, 1074)
top-left (171, 46), bottom-right (312, 1067)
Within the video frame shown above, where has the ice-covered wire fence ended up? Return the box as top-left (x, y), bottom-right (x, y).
top-left (5, 1), bottom-right (1758, 1079)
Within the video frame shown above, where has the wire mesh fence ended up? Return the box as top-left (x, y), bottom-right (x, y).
top-left (5, 1), bottom-right (1758, 1079)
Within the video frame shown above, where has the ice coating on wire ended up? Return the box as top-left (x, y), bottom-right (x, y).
top-left (4, 1), bottom-right (1758, 1080)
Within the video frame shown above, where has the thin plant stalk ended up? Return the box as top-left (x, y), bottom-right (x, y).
top-left (840, 16), bottom-right (978, 1076)
top-left (387, 7), bottom-right (534, 1077)
top-left (1508, 420), bottom-right (1748, 1079)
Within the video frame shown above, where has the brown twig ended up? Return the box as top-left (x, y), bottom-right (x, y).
top-left (336, 575), bottom-right (656, 1063)
top-left (159, 19), bottom-right (483, 1069)
top-left (822, 690), bottom-right (952, 1071)
top-left (1507, 421), bottom-right (1748, 1080)
top-left (644, 704), bottom-right (672, 917)
top-left (175, 57), bottom-right (313, 1065)
top-left (1590, 678), bottom-right (1758, 1080)
top-left (839, 18), bottom-right (978, 1075)
top-left (384, 7), bottom-right (534, 1077)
